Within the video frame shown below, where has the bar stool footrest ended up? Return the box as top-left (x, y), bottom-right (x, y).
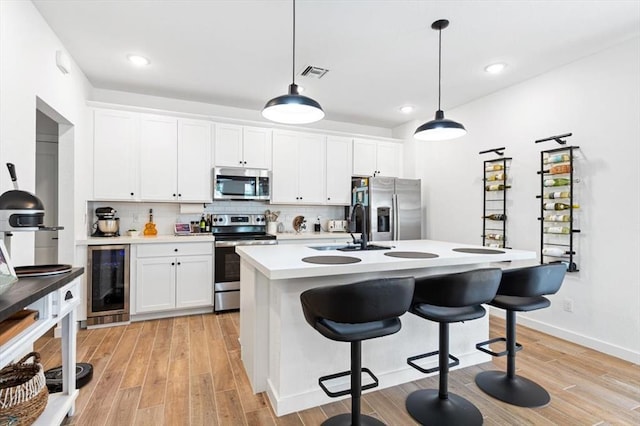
top-left (476, 337), bottom-right (522, 357)
top-left (407, 350), bottom-right (459, 374)
top-left (318, 367), bottom-right (379, 398)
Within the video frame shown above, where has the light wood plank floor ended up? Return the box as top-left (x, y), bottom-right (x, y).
top-left (33, 313), bottom-right (639, 425)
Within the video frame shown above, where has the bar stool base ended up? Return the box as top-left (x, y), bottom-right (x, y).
top-left (406, 389), bottom-right (483, 426)
top-left (475, 370), bottom-right (550, 407)
top-left (322, 413), bottom-right (386, 426)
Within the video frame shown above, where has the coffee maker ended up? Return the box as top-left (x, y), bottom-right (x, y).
top-left (92, 207), bottom-right (120, 237)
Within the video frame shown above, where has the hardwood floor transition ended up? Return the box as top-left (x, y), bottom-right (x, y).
top-left (32, 312), bottom-right (639, 425)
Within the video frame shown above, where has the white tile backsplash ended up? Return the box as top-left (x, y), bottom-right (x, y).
top-left (87, 201), bottom-right (347, 235)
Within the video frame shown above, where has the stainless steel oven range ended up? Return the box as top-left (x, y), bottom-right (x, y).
top-left (212, 214), bottom-right (276, 312)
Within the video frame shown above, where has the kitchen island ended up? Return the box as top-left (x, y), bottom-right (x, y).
top-left (236, 239), bottom-right (536, 416)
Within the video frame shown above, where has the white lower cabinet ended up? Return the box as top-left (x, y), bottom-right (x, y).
top-left (135, 243), bottom-right (213, 314)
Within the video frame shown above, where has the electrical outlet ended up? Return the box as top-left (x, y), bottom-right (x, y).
top-left (562, 298), bottom-right (574, 313)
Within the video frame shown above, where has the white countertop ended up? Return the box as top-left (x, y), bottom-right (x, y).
top-left (236, 239), bottom-right (537, 280)
top-left (76, 234), bottom-right (215, 245)
top-left (270, 231), bottom-right (352, 240)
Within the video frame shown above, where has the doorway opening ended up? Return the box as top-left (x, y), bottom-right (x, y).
top-left (35, 97), bottom-right (74, 265)
top-left (35, 110), bottom-right (59, 264)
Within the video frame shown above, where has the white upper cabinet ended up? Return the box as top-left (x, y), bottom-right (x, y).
top-left (214, 124), bottom-right (243, 167)
top-left (139, 114), bottom-right (178, 201)
top-left (325, 136), bottom-right (353, 205)
top-left (177, 119), bottom-right (212, 202)
top-left (242, 127), bottom-right (272, 169)
top-left (93, 109), bottom-right (139, 200)
top-left (93, 108), bottom-right (213, 202)
top-left (271, 131), bottom-right (325, 204)
top-left (352, 138), bottom-right (402, 177)
top-left (214, 124), bottom-right (271, 169)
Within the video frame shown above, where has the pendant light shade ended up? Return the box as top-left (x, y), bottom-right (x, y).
top-left (414, 19), bottom-right (466, 141)
top-left (262, 84), bottom-right (325, 124)
top-left (262, 0), bottom-right (324, 124)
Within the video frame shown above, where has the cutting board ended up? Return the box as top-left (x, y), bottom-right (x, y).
top-left (0, 309), bottom-right (39, 346)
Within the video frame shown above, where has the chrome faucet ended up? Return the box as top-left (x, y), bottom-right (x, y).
top-left (349, 203), bottom-right (368, 250)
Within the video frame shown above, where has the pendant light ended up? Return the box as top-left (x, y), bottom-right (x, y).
top-left (262, 0), bottom-right (324, 124)
top-left (414, 19), bottom-right (466, 141)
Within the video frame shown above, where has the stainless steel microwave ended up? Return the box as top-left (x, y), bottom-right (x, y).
top-left (213, 167), bottom-right (271, 201)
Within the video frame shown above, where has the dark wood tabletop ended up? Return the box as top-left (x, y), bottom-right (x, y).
top-left (0, 267), bottom-right (84, 323)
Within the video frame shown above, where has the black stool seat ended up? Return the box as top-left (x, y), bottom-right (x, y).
top-left (406, 268), bottom-right (502, 426)
top-left (315, 318), bottom-right (401, 342)
top-left (301, 277), bottom-right (414, 426)
top-left (412, 303), bottom-right (487, 323)
top-left (475, 264), bottom-right (566, 408)
top-left (490, 295), bottom-right (551, 311)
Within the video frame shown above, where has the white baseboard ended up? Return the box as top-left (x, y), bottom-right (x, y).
top-left (130, 306), bottom-right (213, 322)
top-left (489, 310), bottom-right (640, 364)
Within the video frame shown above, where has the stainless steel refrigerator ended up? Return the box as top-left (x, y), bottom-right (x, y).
top-left (350, 176), bottom-right (422, 241)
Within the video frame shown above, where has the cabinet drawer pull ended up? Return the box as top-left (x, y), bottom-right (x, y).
top-left (64, 290), bottom-right (73, 301)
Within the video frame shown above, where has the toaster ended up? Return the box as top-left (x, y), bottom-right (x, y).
top-left (328, 219), bottom-right (348, 232)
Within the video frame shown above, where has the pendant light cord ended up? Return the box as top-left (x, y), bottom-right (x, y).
top-left (437, 25), bottom-right (442, 111)
top-left (292, 0), bottom-right (296, 85)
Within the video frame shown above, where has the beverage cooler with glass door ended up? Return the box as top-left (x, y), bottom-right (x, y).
top-left (86, 244), bottom-right (130, 326)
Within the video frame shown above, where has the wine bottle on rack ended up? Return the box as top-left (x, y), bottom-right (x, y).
top-left (544, 214), bottom-right (571, 222)
top-left (544, 202), bottom-right (579, 211)
top-left (485, 184), bottom-right (511, 191)
top-left (484, 233), bottom-right (504, 240)
top-left (543, 226), bottom-right (570, 234)
top-left (482, 213), bottom-right (506, 221)
top-left (543, 153), bottom-right (570, 164)
top-left (543, 191), bottom-right (571, 199)
top-left (542, 247), bottom-right (569, 257)
top-left (485, 164), bottom-right (504, 172)
top-left (544, 178), bottom-right (579, 187)
top-left (485, 172), bottom-right (506, 182)
top-left (550, 164), bottom-right (572, 175)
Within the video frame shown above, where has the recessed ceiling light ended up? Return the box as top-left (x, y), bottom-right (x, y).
top-left (484, 63), bottom-right (506, 74)
top-left (400, 105), bottom-right (414, 114)
top-left (127, 54), bottom-right (150, 66)
top-left (297, 85), bottom-right (305, 93)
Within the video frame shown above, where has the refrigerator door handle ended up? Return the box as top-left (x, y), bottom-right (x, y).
top-left (392, 193), bottom-right (399, 240)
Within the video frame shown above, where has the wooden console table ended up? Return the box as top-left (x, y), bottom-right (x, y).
top-left (0, 267), bottom-right (84, 425)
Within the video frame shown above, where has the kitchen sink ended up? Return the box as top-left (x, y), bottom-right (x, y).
top-left (337, 244), bottom-right (391, 251)
top-left (308, 244), bottom-right (391, 251)
top-left (308, 245), bottom-right (352, 251)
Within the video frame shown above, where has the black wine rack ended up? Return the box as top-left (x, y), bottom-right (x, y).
top-left (536, 138), bottom-right (580, 272)
top-left (480, 148), bottom-right (511, 248)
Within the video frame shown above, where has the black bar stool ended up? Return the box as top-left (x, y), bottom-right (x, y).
top-left (300, 277), bottom-right (415, 426)
top-left (475, 263), bottom-right (566, 407)
top-left (405, 268), bottom-right (502, 426)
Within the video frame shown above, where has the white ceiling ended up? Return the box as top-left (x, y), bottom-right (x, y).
top-left (33, 0), bottom-right (640, 128)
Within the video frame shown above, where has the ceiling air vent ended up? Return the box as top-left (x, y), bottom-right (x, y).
top-left (300, 66), bottom-right (329, 79)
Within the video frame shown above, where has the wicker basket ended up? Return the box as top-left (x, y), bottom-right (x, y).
top-left (0, 352), bottom-right (48, 426)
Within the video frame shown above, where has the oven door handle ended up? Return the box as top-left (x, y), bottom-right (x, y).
top-left (215, 240), bottom-right (278, 247)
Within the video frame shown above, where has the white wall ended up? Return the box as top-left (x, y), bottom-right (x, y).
top-left (0, 0), bottom-right (93, 266)
top-left (399, 38), bottom-right (640, 362)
